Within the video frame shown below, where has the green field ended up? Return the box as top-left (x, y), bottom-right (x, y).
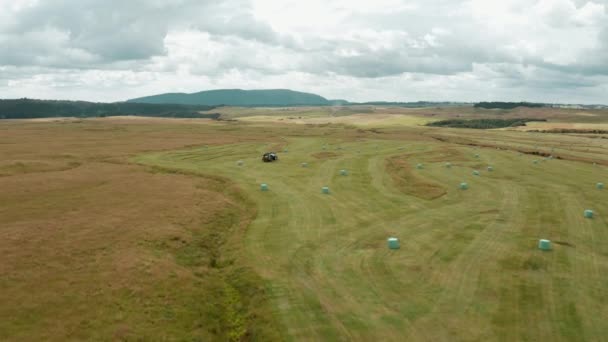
top-left (136, 126), bottom-right (608, 340)
top-left (1, 111), bottom-right (608, 341)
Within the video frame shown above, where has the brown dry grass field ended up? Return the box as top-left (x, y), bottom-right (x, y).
top-left (1, 109), bottom-right (608, 341)
top-left (0, 118), bottom-right (284, 340)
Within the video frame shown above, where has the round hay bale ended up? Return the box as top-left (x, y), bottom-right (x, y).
top-left (340, 169), bottom-right (348, 176)
top-left (473, 170), bottom-right (480, 176)
top-left (487, 166), bottom-right (493, 172)
top-left (301, 162), bottom-right (308, 168)
top-left (538, 239), bottom-right (551, 251)
top-left (387, 237), bottom-right (400, 250)
top-left (237, 160), bottom-right (244, 166)
top-left (322, 186), bottom-right (330, 194)
top-left (260, 183), bottom-right (269, 191)
top-left (445, 162), bottom-right (452, 168)
top-left (459, 182), bottom-right (469, 190)
top-left (416, 163), bottom-right (424, 170)
top-left (597, 182), bottom-right (604, 190)
top-left (584, 209), bottom-right (594, 219)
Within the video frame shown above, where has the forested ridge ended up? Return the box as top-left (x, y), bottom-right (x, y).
top-left (474, 102), bottom-right (545, 109)
top-left (427, 118), bottom-right (546, 129)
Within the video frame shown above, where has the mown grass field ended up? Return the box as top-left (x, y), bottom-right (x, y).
top-left (1, 110), bottom-right (608, 341)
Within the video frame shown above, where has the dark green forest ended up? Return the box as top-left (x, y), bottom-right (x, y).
top-left (427, 118), bottom-right (546, 129)
top-left (0, 99), bottom-right (220, 119)
top-left (474, 102), bottom-right (545, 109)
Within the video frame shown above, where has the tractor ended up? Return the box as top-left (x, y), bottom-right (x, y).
top-left (262, 152), bottom-right (278, 162)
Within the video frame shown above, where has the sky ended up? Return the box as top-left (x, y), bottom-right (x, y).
top-left (0, 0), bottom-right (607, 104)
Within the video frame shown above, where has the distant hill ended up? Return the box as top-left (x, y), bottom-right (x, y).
top-left (0, 99), bottom-right (219, 119)
top-left (128, 89), bottom-right (331, 106)
top-left (328, 99), bottom-right (350, 105)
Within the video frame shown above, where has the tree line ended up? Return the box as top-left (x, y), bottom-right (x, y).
top-left (0, 99), bottom-right (220, 119)
top-left (427, 118), bottom-right (546, 129)
top-left (474, 102), bottom-right (545, 109)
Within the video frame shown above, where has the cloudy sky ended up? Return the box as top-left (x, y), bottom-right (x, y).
top-left (1, 0), bottom-right (607, 103)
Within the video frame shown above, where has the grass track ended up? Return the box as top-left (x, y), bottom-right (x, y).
top-left (137, 134), bottom-right (608, 341)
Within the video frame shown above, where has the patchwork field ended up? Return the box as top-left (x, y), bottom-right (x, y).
top-left (1, 111), bottom-right (608, 341)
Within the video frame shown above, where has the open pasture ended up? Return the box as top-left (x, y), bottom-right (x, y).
top-left (137, 122), bottom-right (608, 340)
top-left (1, 114), bottom-right (608, 341)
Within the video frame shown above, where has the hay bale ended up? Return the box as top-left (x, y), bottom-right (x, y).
top-left (260, 183), bottom-right (269, 191)
top-left (584, 209), bottom-right (594, 218)
top-left (473, 170), bottom-right (480, 176)
top-left (416, 163), bottom-right (424, 170)
top-left (459, 182), bottom-right (469, 190)
top-left (597, 182), bottom-right (604, 190)
top-left (322, 186), bottom-right (330, 194)
top-left (445, 162), bottom-right (452, 168)
top-left (301, 162), bottom-right (308, 168)
top-left (387, 237), bottom-right (400, 250)
top-left (487, 166), bottom-right (493, 172)
top-left (340, 169), bottom-right (348, 176)
top-left (283, 149), bottom-right (289, 152)
top-left (538, 239), bottom-right (551, 251)
top-left (237, 160), bottom-right (244, 166)
top-left (533, 160), bottom-right (539, 164)
top-left (474, 154), bottom-right (480, 158)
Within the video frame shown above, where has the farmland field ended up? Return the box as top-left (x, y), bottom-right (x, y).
top-left (1, 109), bottom-right (608, 341)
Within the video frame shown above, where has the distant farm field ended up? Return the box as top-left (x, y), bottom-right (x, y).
top-left (1, 108), bottom-right (608, 341)
top-left (511, 121), bottom-right (608, 131)
top-left (237, 113), bottom-right (434, 127)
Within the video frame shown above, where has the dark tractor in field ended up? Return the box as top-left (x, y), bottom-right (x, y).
top-left (262, 152), bottom-right (278, 162)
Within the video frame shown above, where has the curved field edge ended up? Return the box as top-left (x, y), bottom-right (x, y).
top-left (135, 165), bottom-right (285, 341)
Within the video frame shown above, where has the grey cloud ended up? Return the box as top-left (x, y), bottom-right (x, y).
top-left (307, 51), bottom-right (472, 77)
top-left (4, 0), bottom-right (607, 80)
top-left (534, 24), bottom-right (608, 76)
top-left (0, 0), bottom-right (279, 67)
top-left (487, 63), bottom-right (603, 88)
top-left (4, 0), bottom-right (169, 64)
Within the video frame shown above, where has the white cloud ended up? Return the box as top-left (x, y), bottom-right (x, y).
top-left (0, 0), bottom-right (607, 103)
